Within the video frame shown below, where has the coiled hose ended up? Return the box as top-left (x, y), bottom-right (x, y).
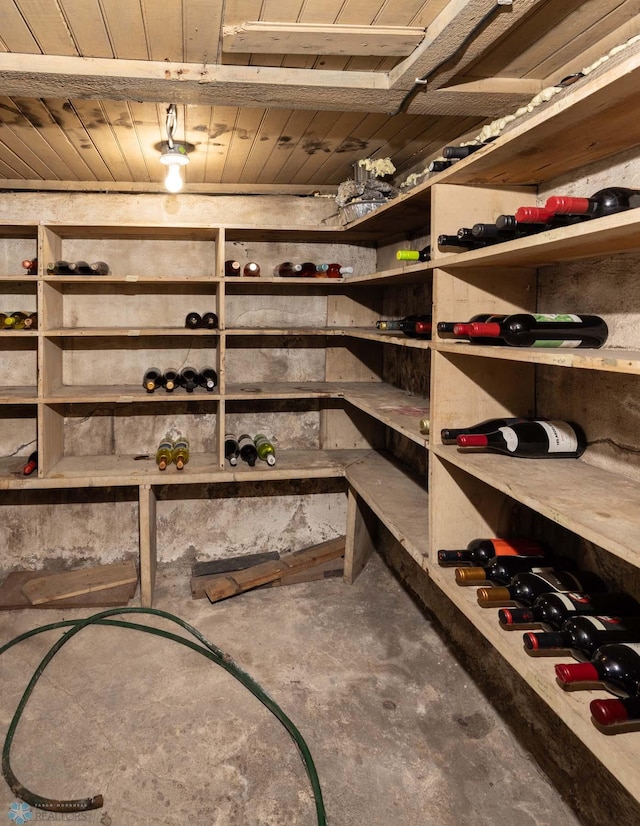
top-left (0, 607), bottom-right (327, 824)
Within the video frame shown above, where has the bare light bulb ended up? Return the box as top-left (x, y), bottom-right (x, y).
top-left (164, 162), bottom-right (184, 193)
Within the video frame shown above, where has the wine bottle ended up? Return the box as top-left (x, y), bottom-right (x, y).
top-left (376, 314), bottom-right (432, 338)
top-left (4, 311), bottom-right (29, 330)
top-left (396, 246), bottom-right (430, 263)
top-left (524, 615), bottom-right (640, 660)
top-left (456, 420), bottom-right (586, 459)
top-left (456, 227), bottom-right (497, 247)
top-left (499, 591), bottom-right (640, 630)
top-left (455, 556), bottom-right (553, 586)
top-left (299, 262), bottom-right (328, 277)
top-left (197, 366), bottom-right (218, 391)
top-left (225, 259), bottom-right (241, 277)
top-left (0, 312), bottom-right (6, 328)
top-left (326, 263), bottom-right (352, 278)
top-left (68, 261), bottom-right (93, 275)
top-left (590, 695), bottom-right (640, 727)
top-left (466, 313), bottom-right (608, 348)
top-left (162, 368), bottom-right (179, 392)
top-left (438, 314), bottom-right (508, 345)
top-left (428, 159), bottom-right (452, 173)
top-left (243, 262), bottom-right (260, 277)
top-left (179, 366), bottom-right (199, 393)
top-left (498, 209), bottom-right (588, 231)
top-left (238, 433), bottom-right (258, 466)
top-left (273, 262), bottom-right (302, 277)
top-left (254, 433), bottom-right (276, 466)
top-left (441, 417), bottom-right (527, 444)
top-left (555, 642), bottom-right (640, 697)
top-left (22, 451), bottom-right (38, 476)
top-left (544, 187), bottom-right (640, 219)
top-left (185, 312), bottom-right (202, 329)
top-left (201, 312), bottom-right (218, 329)
top-left (477, 569), bottom-right (594, 607)
top-left (437, 234), bottom-right (481, 252)
top-left (442, 142), bottom-right (490, 159)
top-left (471, 222), bottom-right (547, 242)
top-left (419, 417), bottom-right (430, 435)
top-left (173, 436), bottom-right (190, 470)
top-left (89, 261), bottom-right (109, 275)
top-left (142, 367), bottom-right (163, 393)
top-left (47, 261), bottom-right (73, 275)
top-left (155, 438), bottom-right (173, 471)
top-left (438, 537), bottom-right (546, 566)
top-left (22, 312), bottom-right (37, 329)
top-left (22, 258), bottom-right (37, 274)
top-left (224, 434), bottom-right (240, 466)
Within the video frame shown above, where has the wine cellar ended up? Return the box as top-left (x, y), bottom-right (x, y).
top-left (1, 3), bottom-right (640, 825)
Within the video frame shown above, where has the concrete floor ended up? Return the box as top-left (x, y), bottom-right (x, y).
top-left (0, 554), bottom-right (583, 826)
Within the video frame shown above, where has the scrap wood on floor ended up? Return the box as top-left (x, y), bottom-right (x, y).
top-left (191, 536), bottom-right (346, 603)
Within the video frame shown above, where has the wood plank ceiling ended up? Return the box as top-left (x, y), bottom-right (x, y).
top-left (0, 0), bottom-right (637, 193)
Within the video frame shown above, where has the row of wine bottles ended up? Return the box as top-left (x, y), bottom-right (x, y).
top-left (184, 311), bottom-right (218, 329)
top-left (45, 260), bottom-right (110, 275)
top-left (376, 312), bottom-right (608, 350)
top-left (225, 260), bottom-right (353, 278)
top-left (439, 536), bottom-right (640, 730)
top-left (143, 366), bottom-right (217, 393)
top-left (155, 435), bottom-right (190, 470)
top-left (1, 311), bottom-right (37, 330)
top-left (224, 433), bottom-right (276, 467)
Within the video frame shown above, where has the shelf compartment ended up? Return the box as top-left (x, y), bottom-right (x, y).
top-left (0, 334), bottom-right (38, 395)
top-left (0, 223), bottom-right (38, 278)
top-left (340, 382), bottom-right (429, 447)
top-left (345, 450), bottom-right (428, 569)
top-left (0, 404), bottom-right (37, 482)
top-left (428, 559), bottom-right (640, 802)
top-left (433, 444), bottom-right (640, 569)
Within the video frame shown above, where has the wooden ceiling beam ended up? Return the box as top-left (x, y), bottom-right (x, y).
top-left (0, 179), bottom-right (338, 195)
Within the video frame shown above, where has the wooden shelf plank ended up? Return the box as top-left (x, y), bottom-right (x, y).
top-left (44, 327), bottom-right (221, 337)
top-left (44, 275), bottom-right (223, 283)
top-left (0, 329), bottom-right (38, 338)
top-left (341, 261), bottom-right (433, 286)
top-left (433, 445), bottom-right (640, 568)
top-left (0, 275), bottom-right (38, 282)
top-left (44, 385), bottom-right (221, 403)
top-left (429, 562), bottom-right (640, 802)
top-left (225, 381), bottom-right (339, 399)
top-left (225, 327), bottom-right (343, 336)
top-left (346, 328), bottom-right (433, 350)
top-left (345, 450), bottom-right (429, 569)
top-left (0, 387), bottom-right (38, 403)
top-left (436, 342), bottom-right (640, 376)
top-left (339, 382), bottom-right (429, 446)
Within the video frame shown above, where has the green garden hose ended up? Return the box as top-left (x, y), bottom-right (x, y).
top-left (0, 607), bottom-right (327, 824)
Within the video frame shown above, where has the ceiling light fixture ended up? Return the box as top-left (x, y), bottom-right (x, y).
top-left (159, 104), bottom-right (189, 193)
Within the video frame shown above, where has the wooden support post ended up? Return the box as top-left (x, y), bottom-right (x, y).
top-left (139, 484), bottom-right (157, 607)
top-left (344, 487), bottom-right (377, 584)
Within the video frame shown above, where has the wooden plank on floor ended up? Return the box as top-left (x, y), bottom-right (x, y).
top-left (203, 536), bottom-right (346, 602)
top-left (22, 560), bottom-right (138, 605)
top-left (0, 570), bottom-right (135, 610)
top-left (192, 551), bottom-right (280, 578)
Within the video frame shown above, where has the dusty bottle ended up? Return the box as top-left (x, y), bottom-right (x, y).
top-left (545, 187), bottom-right (640, 219)
top-left (162, 368), bottom-right (179, 392)
top-left (47, 260), bottom-right (73, 275)
top-left (299, 262), bottom-right (328, 277)
top-left (273, 262), bottom-right (302, 277)
top-left (437, 234), bottom-right (484, 252)
top-left (442, 141), bottom-right (493, 159)
top-left (155, 438), bottom-right (174, 471)
top-left (477, 569), bottom-right (595, 607)
top-left (179, 366), bottom-right (199, 393)
top-left (438, 537), bottom-right (546, 566)
top-left (466, 313), bottom-right (608, 348)
top-left (499, 591), bottom-right (640, 630)
top-left (68, 260), bottom-right (93, 274)
top-left (238, 433), bottom-right (258, 466)
top-left (4, 311), bottom-right (29, 329)
top-left (243, 262), bottom-right (260, 277)
top-left (524, 615), bottom-right (640, 660)
top-left (89, 261), bottom-right (110, 275)
top-left (201, 312), bottom-right (219, 329)
top-left (428, 159), bottom-right (452, 173)
top-left (225, 259), bottom-right (241, 276)
top-left (22, 258), bottom-right (38, 274)
top-left (441, 417), bottom-right (527, 445)
top-left (142, 367), bottom-right (163, 393)
top-left (173, 436), bottom-right (190, 470)
top-left (22, 451), bottom-right (38, 476)
top-left (224, 434), bottom-right (240, 466)
top-left (185, 312), bottom-right (202, 329)
top-left (455, 555), bottom-right (553, 586)
top-left (197, 366), bottom-right (218, 391)
top-left (22, 312), bottom-right (37, 329)
top-left (254, 433), bottom-right (276, 466)
top-left (396, 246), bottom-right (430, 263)
top-left (456, 420), bottom-right (587, 459)
top-left (555, 642), bottom-right (640, 697)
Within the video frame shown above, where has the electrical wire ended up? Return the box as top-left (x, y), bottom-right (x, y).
top-left (0, 608), bottom-right (327, 824)
top-left (394, 2), bottom-right (509, 116)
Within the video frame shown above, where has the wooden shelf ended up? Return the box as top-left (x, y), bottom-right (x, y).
top-left (428, 562), bottom-right (640, 802)
top-left (225, 381), bottom-right (339, 399)
top-left (0, 274), bottom-right (38, 282)
top-left (0, 329), bottom-right (37, 338)
top-left (44, 274), bottom-right (222, 284)
top-left (340, 382), bottom-right (429, 446)
top-left (346, 328), bottom-right (433, 350)
top-left (436, 342), bottom-right (640, 376)
top-left (345, 450), bottom-right (429, 569)
top-left (0, 387), bottom-right (37, 403)
top-left (44, 385), bottom-right (221, 403)
top-left (43, 327), bottom-right (221, 337)
top-left (433, 445), bottom-right (640, 569)
top-left (225, 326), bottom-right (343, 337)
top-left (45, 222), bottom-right (220, 240)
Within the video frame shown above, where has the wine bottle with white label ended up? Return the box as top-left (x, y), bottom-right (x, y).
top-left (466, 313), bottom-right (608, 348)
top-left (477, 569), bottom-right (603, 607)
top-left (499, 591), bottom-right (640, 630)
top-left (456, 420), bottom-right (587, 459)
top-left (524, 615), bottom-right (640, 661)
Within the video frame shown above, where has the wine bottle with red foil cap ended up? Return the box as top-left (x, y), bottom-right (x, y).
top-left (499, 591), bottom-right (640, 630)
top-left (456, 420), bottom-right (587, 459)
top-left (441, 416), bottom-right (527, 444)
top-left (22, 451), bottom-right (38, 476)
top-left (466, 313), bottom-right (608, 348)
top-left (499, 208), bottom-right (589, 230)
top-left (590, 695), bottom-right (640, 727)
top-left (437, 314), bottom-right (508, 345)
top-left (438, 537), bottom-right (546, 566)
top-left (455, 555), bottom-right (554, 586)
top-left (22, 258), bottom-right (38, 274)
top-left (555, 642), bottom-right (640, 697)
top-left (524, 615), bottom-right (640, 660)
top-left (477, 569), bottom-right (600, 607)
top-left (544, 187), bottom-right (640, 219)
top-left (396, 246), bottom-right (430, 263)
